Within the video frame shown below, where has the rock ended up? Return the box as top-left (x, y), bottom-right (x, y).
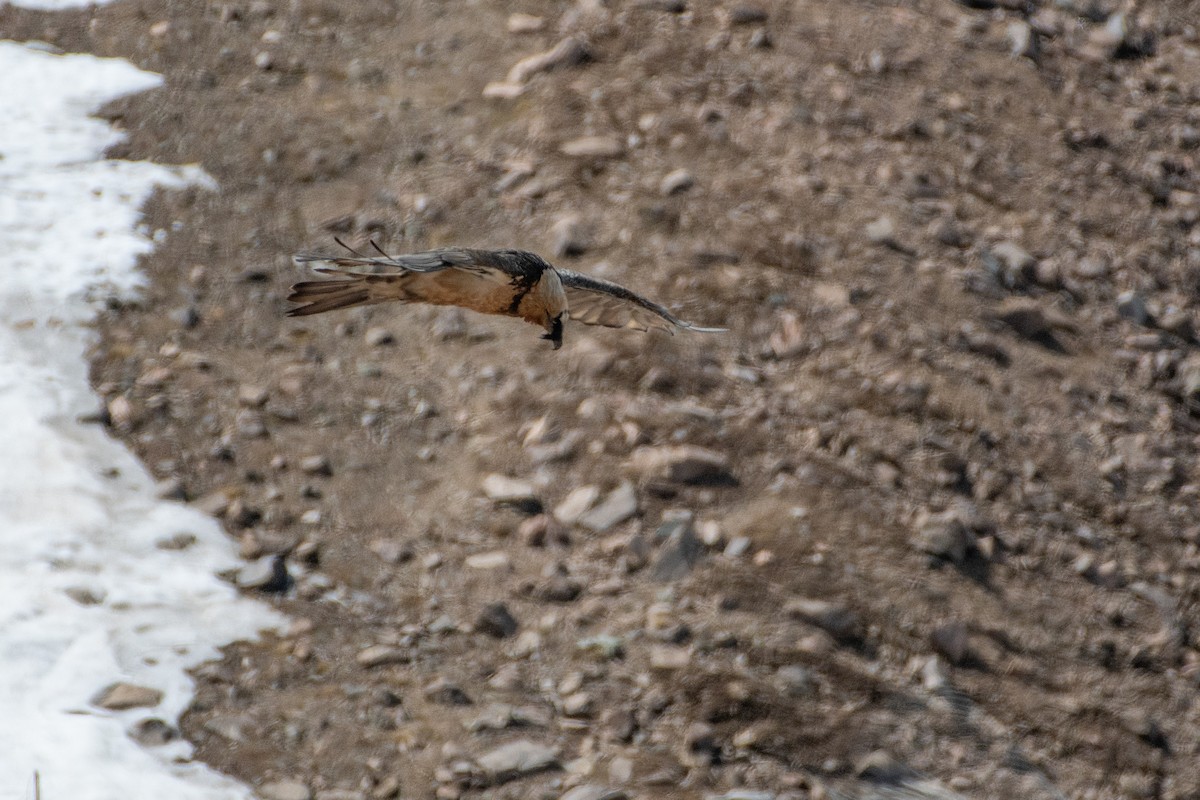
top-left (578, 482), bottom-right (638, 532)
top-left (930, 622), bottom-right (974, 666)
top-left (476, 739), bottom-right (559, 782)
top-left (913, 511), bottom-right (974, 564)
top-left (1117, 291), bottom-right (1153, 327)
top-left (203, 714), bottom-right (253, 742)
top-left (554, 486), bottom-right (601, 525)
top-left (424, 677), bottom-right (472, 706)
top-left (299, 454), bottom-right (332, 476)
top-left (364, 326), bottom-right (394, 346)
top-left (258, 780), bottom-right (313, 800)
top-left (129, 718), bottom-right (177, 746)
top-left (560, 787), bottom-right (627, 800)
top-left (649, 644), bottom-right (691, 670)
top-left (652, 517), bottom-right (703, 581)
top-left (854, 750), bottom-right (918, 783)
top-left (560, 136), bottom-right (623, 159)
top-left (92, 682), bottom-right (163, 711)
top-left (506, 12), bottom-right (545, 33)
top-left (784, 598), bottom-right (862, 642)
top-left (551, 214), bottom-right (590, 257)
top-left (995, 301), bottom-right (1071, 349)
top-left (356, 644), bottom-right (410, 667)
top-left (465, 551), bottom-right (511, 570)
top-left (314, 791), bottom-right (365, 800)
top-left (660, 168), bottom-right (695, 195)
top-left (609, 756), bottom-right (634, 783)
top-left (369, 538), bottom-right (414, 564)
top-left (482, 474), bottom-right (541, 513)
top-left (728, 6), bottom-right (768, 25)
top-left (627, 445), bottom-right (735, 485)
top-left (533, 576), bottom-right (583, 603)
top-left (507, 36), bottom-right (589, 84)
top-left (1006, 20), bottom-right (1038, 60)
top-left (724, 536), bottom-right (752, 558)
top-left (561, 691), bottom-right (593, 717)
top-left (984, 240), bottom-right (1037, 288)
top-left (707, 792), bottom-right (775, 800)
top-left (682, 722), bottom-right (719, 767)
top-left (237, 384), bottom-right (269, 407)
top-left (476, 602), bottom-right (520, 638)
top-left (236, 555), bottom-right (291, 593)
top-left (864, 216), bottom-right (897, 246)
top-left (775, 665), bottom-right (814, 697)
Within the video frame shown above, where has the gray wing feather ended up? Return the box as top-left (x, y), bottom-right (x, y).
top-left (294, 247), bottom-right (493, 275)
top-left (556, 269), bottom-right (725, 334)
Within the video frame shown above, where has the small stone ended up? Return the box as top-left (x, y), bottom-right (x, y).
top-left (424, 677), bottom-right (472, 706)
top-left (203, 714), bottom-right (253, 742)
top-left (728, 6), bottom-right (768, 25)
top-left (129, 718), bottom-right (177, 746)
top-left (465, 551), bottom-right (511, 570)
top-left (552, 215), bottom-right (590, 257)
top-left (560, 136), bottom-right (623, 159)
top-left (913, 511), bottom-right (973, 564)
top-left (775, 665), bottom-right (814, 697)
top-left (238, 384), bottom-right (269, 407)
top-left (476, 602), bottom-right (520, 638)
top-left (930, 622), bottom-right (973, 666)
top-left (64, 586), bottom-right (106, 605)
top-left (369, 539), bottom-right (414, 564)
top-left (649, 645), bottom-right (691, 670)
top-left (555, 486), bottom-right (601, 525)
top-left (507, 36), bottom-right (589, 84)
top-left (507, 12), bottom-right (545, 33)
top-left (106, 394), bottom-right (133, 430)
top-left (627, 445), bottom-right (734, 485)
top-left (784, 598), bottom-right (862, 642)
top-left (854, 751), bottom-right (917, 783)
top-left (609, 757), bottom-right (634, 784)
top-left (984, 241), bottom-right (1036, 288)
top-left (533, 576), bottom-right (583, 603)
top-left (92, 682), bottom-right (163, 711)
top-left (560, 787), bottom-right (627, 800)
top-left (652, 517), bottom-right (702, 581)
top-left (476, 739), bottom-right (559, 781)
top-left (482, 474), bottom-right (541, 512)
top-left (299, 454), bottom-right (332, 476)
top-left (562, 691), bottom-right (593, 717)
top-left (864, 216), bottom-right (896, 246)
top-left (1006, 20), bottom-right (1038, 59)
top-left (365, 326), bottom-right (394, 346)
top-left (660, 168), bottom-right (695, 195)
top-left (356, 645), bottom-right (410, 667)
top-left (1117, 291), bottom-right (1153, 327)
top-left (578, 482), bottom-right (638, 532)
top-left (258, 780), bottom-right (313, 800)
top-left (236, 556), bottom-right (290, 593)
top-left (724, 536), bottom-right (752, 558)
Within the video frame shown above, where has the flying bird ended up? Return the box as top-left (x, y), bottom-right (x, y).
top-left (286, 242), bottom-right (724, 349)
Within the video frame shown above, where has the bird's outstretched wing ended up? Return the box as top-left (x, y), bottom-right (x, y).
top-left (287, 246), bottom-right (511, 317)
top-left (293, 246), bottom-right (495, 276)
top-left (556, 269), bottom-right (725, 334)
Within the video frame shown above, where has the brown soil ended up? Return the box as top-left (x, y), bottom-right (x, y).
top-left (6, 0), bottom-right (1200, 798)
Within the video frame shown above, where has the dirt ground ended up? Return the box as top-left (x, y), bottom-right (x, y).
top-left (6, 0), bottom-right (1200, 797)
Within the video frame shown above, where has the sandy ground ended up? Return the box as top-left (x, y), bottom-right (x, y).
top-left (5, 0), bottom-right (1200, 798)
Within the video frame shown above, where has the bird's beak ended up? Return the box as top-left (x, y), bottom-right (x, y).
top-left (542, 316), bottom-right (563, 350)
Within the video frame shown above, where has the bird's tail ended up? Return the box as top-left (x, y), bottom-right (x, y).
top-left (286, 268), bottom-right (405, 317)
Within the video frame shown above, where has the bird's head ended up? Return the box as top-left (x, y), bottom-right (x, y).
top-left (541, 314), bottom-right (563, 350)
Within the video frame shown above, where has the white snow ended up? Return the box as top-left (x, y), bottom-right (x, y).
top-left (0, 38), bottom-right (283, 800)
